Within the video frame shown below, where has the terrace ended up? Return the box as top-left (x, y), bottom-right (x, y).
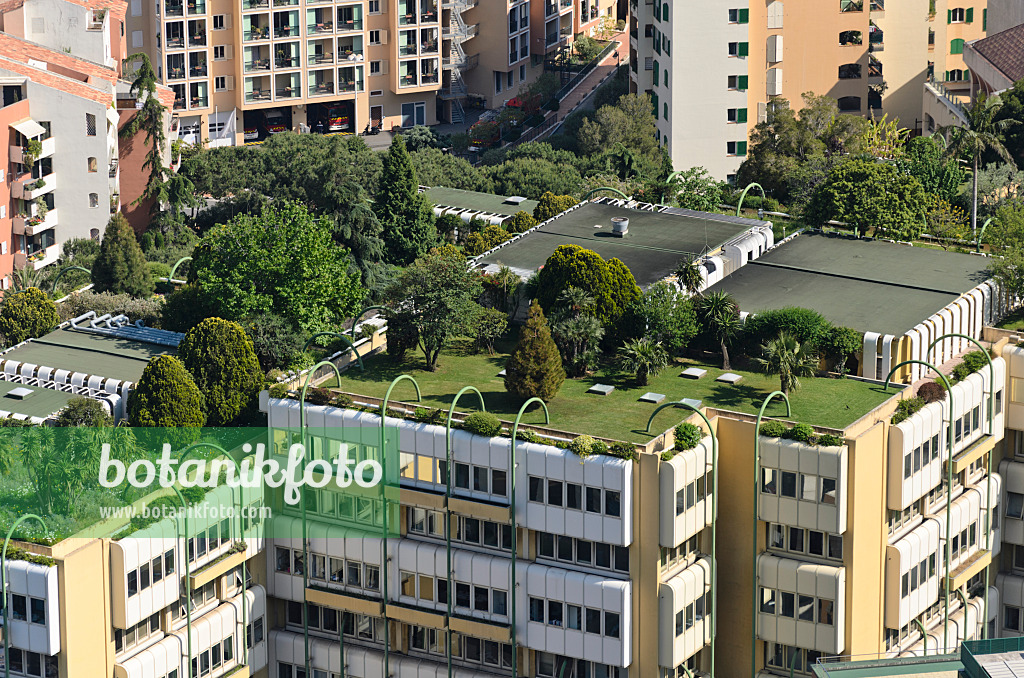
top-left (322, 337), bottom-right (896, 443)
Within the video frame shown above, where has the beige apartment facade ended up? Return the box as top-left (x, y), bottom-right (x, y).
top-left (631, 0), bottom-right (988, 180)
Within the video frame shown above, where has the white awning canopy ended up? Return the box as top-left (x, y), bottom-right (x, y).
top-left (106, 106), bottom-right (121, 127)
top-left (10, 118), bottom-right (44, 138)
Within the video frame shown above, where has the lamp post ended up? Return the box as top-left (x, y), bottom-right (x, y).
top-left (927, 333), bottom-right (995, 638)
top-left (2, 514), bottom-right (46, 678)
top-left (381, 375), bottom-right (422, 678)
top-left (299, 361), bottom-right (345, 678)
top-left (444, 386), bottom-right (486, 678)
top-left (645, 398), bottom-right (717, 677)
top-left (753, 391), bottom-right (791, 678)
top-left (511, 398), bottom-right (549, 678)
top-left (885, 360), bottom-right (954, 652)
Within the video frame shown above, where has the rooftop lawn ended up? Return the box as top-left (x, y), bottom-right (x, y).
top-left (996, 308), bottom-right (1024, 332)
top-left (324, 338), bottom-right (897, 442)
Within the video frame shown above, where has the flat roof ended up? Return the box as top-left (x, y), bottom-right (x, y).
top-left (2, 327), bottom-right (173, 383)
top-left (0, 381), bottom-right (76, 420)
top-left (812, 658), bottom-right (962, 678)
top-left (477, 201), bottom-right (763, 286)
top-left (425, 187), bottom-right (539, 218)
top-left (706, 233), bottom-right (992, 336)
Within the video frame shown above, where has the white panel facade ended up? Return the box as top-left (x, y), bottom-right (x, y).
top-left (659, 437), bottom-right (714, 548)
top-left (756, 554), bottom-right (845, 654)
top-left (758, 438), bottom-right (847, 534)
top-left (657, 557), bottom-right (712, 668)
top-left (2, 559), bottom-right (59, 655)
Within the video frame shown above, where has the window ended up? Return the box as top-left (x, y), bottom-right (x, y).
top-left (213, 14), bottom-right (225, 29)
top-left (368, 0), bottom-right (380, 12)
top-left (369, 60), bottom-right (382, 75)
top-left (586, 487), bottom-right (601, 512)
top-left (950, 38), bottom-right (965, 54)
top-left (548, 480), bottom-right (563, 507)
top-left (838, 63), bottom-right (862, 79)
top-left (780, 471), bottom-right (797, 497)
top-left (127, 571), bottom-right (138, 597)
top-left (727, 74), bottom-right (748, 90)
top-left (728, 41), bottom-right (749, 57)
top-left (727, 108), bottom-right (748, 123)
top-left (949, 7), bottom-right (965, 22)
top-left (215, 76), bottom-right (227, 91)
top-left (605, 611), bottom-right (620, 638)
top-left (11, 594), bottom-right (26, 621)
top-left (1008, 492), bottom-right (1024, 519)
top-left (839, 30), bottom-right (862, 45)
top-left (586, 607), bottom-right (601, 633)
top-left (728, 8), bottom-right (749, 22)
top-left (530, 597), bottom-right (544, 622)
top-left (369, 29), bottom-right (381, 44)
top-left (1006, 605), bottom-right (1022, 632)
top-left (213, 45), bottom-right (226, 60)
top-left (86, 113), bottom-right (97, 136)
top-left (88, 157), bottom-right (98, 172)
top-left (492, 469), bottom-right (507, 496)
top-left (529, 476), bottom-right (544, 502)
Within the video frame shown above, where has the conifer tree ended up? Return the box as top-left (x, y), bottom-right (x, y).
top-left (178, 317), bottom-right (263, 426)
top-left (92, 213), bottom-right (154, 297)
top-left (127, 355), bottom-right (206, 428)
top-left (374, 136), bottom-right (437, 265)
top-left (504, 301), bottom-right (565, 401)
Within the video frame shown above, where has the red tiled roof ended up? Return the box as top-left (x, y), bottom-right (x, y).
top-left (0, 54), bottom-right (113, 104)
top-left (971, 24), bottom-right (1024, 84)
top-left (0, 32), bottom-right (118, 85)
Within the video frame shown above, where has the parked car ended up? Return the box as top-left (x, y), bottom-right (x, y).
top-left (325, 104), bottom-right (351, 132)
top-left (244, 124), bottom-right (259, 141)
top-left (262, 110), bottom-right (288, 134)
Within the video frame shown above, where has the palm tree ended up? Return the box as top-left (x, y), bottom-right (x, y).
top-left (674, 256), bottom-right (704, 297)
top-left (9, 265), bottom-right (42, 292)
top-left (617, 337), bottom-right (669, 386)
top-left (756, 332), bottom-right (819, 395)
top-left (698, 291), bottom-right (742, 370)
top-left (938, 93), bottom-right (1020, 236)
top-left (551, 287), bottom-right (603, 377)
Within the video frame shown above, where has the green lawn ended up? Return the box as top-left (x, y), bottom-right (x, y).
top-left (996, 308), bottom-right (1024, 331)
top-left (324, 338), bottom-right (897, 443)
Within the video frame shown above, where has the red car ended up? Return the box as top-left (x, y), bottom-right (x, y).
top-left (325, 104), bottom-right (351, 133)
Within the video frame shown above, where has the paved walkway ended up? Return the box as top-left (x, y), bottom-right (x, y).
top-left (554, 31), bottom-right (629, 119)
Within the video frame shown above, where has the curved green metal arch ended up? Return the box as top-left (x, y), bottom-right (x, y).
top-left (169, 256), bottom-right (193, 282)
top-left (303, 331), bottom-right (364, 372)
top-left (977, 217), bottom-right (993, 252)
top-left (380, 375), bottom-right (422, 677)
top-left (298, 361), bottom-right (344, 678)
top-left (2, 514), bottom-right (46, 678)
top-left (351, 305), bottom-right (387, 343)
top-left (885, 359), bottom-right (954, 652)
top-left (912, 617), bottom-right (928, 656)
top-left (736, 182), bottom-right (766, 217)
top-left (50, 265), bottom-right (90, 295)
top-left (928, 332), bottom-right (995, 637)
top-left (511, 397), bottom-right (550, 678)
top-left (649, 401), bottom-right (719, 677)
top-left (580, 186), bottom-right (630, 201)
top-left (444, 386), bottom-right (487, 678)
top-left (753, 391), bottom-right (791, 678)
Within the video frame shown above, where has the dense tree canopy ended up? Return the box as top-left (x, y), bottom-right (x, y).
top-left (0, 287), bottom-right (58, 346)
top-left (536, 245), bottom-right (640, 331)
top-left (178, 318), bottom-right (263, 426)
top-left (92, 213), bottom-right (154, 298)
top-left (374, 136), bottom-right (438, 265)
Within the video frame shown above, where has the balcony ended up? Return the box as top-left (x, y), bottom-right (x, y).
top-left (187, 0), bottom-right (206, 14)
top-left (15, 243), bottom-right (59, 270)
top-left (245, 57), bottom-right (271, 71)
top-left (245, 86), bottom-right (272, 101)
top-left (14, 173), bottom-right (55, 200)
top-left (309, 81), bottom-right (335, 96)
top-left (245, 25), bottom-right (270, 40)
top-left (189, 30), bottom-right (207, 46)
top-left (190, 94), bottom-right (209, 108)
top-left (9, 137), bottom-right (54, 165)
top-left (166, 34), bottom-right (185, 48)
top-left (166, 0), bottom-right (184, 15)
top-left (276, 55), bottom-right (299, 68)
top-left (242, 0), bottom-right (268, 7)
top-left (338, 68), bottom-right (363, 92)
top-left (338, 38), bottom-right (363, 60)
top-left (190, 62), bottom-right (208, 78)
top-left (274, 24), bottom-right (297, 38)
top-left (274, 0), bottom-right (298, 5)
top-left (307, 20), bottom-right (333, 33)
top-left (13, 208), bottom-right (57, 237)
top-left (337, 8), bottom-right (362, 31)
top-left (420, 0), bottom-right (438, 23)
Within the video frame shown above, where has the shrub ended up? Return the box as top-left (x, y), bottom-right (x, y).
top-left (505, 210), bottom-right (539, 234)
top-left (91, 213), bottom-right (154, 298)
top-left (332, 393), bottom-right (354, 408)
top-left (0, 287), bottom-right (58, 346)
top-left (463, 411), bottom-right (502, 437)
top-left (610, 440), bottom-right (637, 461)
top-left (268, 383), bottom-right (288, 398)
top-left (128, 355), bottom-right (206, 428)
top-left (816, 434), bottom-right (844, 447)
top-left (58, 290), bottom-right (163, 328)
top-left (759, 420), bottom-right (788, 438)
top-left (504, 301), bottom-right (565, 401)
top-left (242, 312), bottom-right (306, 371)
top-left (305, 387), bottom-right (333, 406)
top-left (953, 350), bottom-right (991, 382)
top-left (413, 406), bottom-right (443, 424)
top-left (952, 363), bottom-right (971, 383)
top-left (741, 307), bottom-right (832, 357)
top-left (464, 225), bottom-right (512, 256)
top-left (891, 396), bottom-right (926, 425)
top-left (160, 284), bottom-right (216, 333)
top-left (569, 434), bottom-right (597, 458)
top-left (55, 396), bottom-right (112, 427)
top-left (674, 422), bottom-right (702, 451)
top-left (533, 191), bottom-right (578, 221)
top-left (787, 423), bottom-right (816, 444)
top-left (918, 380), bottom-right (947, 403)
top-left (590, 438), bottom-right (609, 456)
top-left (178, 317), bottom-right (264, 426)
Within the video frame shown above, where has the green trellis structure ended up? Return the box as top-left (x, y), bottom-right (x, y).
top-left (169, 256), bottom-right (192, 283)
top-left (303, 332), bottom-right (364, 373)
top-left (977, 217), bottom-right (993, 252)
top-left (350, 305), bottom-right (386, 344)
top-left (645, 399), bottom-right (719, 678)
top-left (735, 182), bottom-right (765, 217)
top-left (580, 186), bottom-right (630, 201)
top-left (49, 265), bottom-right (90, 296)
top-left (2, 514), bottom-right (46, 678)
top-left (884, 360), bottom-right (955, 652)
top-left (752, 391), bottom-right (791, 678)
top-left (444, 386), bottom-right (487, 678)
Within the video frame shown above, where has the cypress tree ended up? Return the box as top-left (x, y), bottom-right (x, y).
top-left (0, 287), bottom-right (57, 345)
top-left (92, 213), bottom-right (154, 297)
top-left (128, 355), bottom-right (206, 428)
top-left (374, 136), bottom-right (437, 265)
top-left (504, 301), bottom-right (565, 402)
top-left (178, 317), bottom-right (263, 426)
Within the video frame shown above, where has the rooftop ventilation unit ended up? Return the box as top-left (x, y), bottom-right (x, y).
top-left (6, 387), bottom-right (33, 400)
top-left (611, 217), bottom-right (629, 237)
top-left (504, 196), bottom-right (527, 205)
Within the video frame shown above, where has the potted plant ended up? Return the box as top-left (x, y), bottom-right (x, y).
top-left (22, 139), bottom-right (42, 166)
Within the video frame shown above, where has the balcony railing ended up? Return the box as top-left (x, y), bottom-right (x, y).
top-left (187, 1), bottom-right (206, 14)
top-left (190, 64), bottom-right (208, 77)
top-left (399, 44), bottom-right (417, 55)
top-left (309, 82), bottom-right (335, 95)
top-left (245, 88), bottom-right (272, 101)
top-left (420, 8), bottom-right (438, 22)
top-left (308, 52), bottom-right (334, 64)
top-left (167, 36), bottom-right (185, 48)
top-left (337, 18), bottom-right (362, 31)
top-left (190, 95), bottom-right (209, 107)
top-left (166, 1), bottom-right (184, 15)
top-left (421, 41), bottom-right (438, 53)
top-left (399, 73), bottom-right (417, 87)
top-left (173, 97), bottom-right (186, 110)
top-left (274, 25), bottom-right (296, 37)
top-left (398, 10), bottom-right (417, 24)
top-left (244, 58), bottom-right (271, 71)
top-left (190, 31), bottom-right (207, 45)
top-left (274, 0), bottom-right (298, 5)
top-left (276, 86), bottom-right (299, 97)
top-left (275, 56), bottom-right (299, 68)
top-left (245, 27), bottom-right (269, 39)
top-left (421, 71), bottom-right (438, 84)
top-left (339, 78), bottom-right (363, 92)
top-left (308, 21), bottom-right (333, 32)
top-left (242, 0), bottom-right (268, 7)
top-left (167, 65), bottom-right (186, 79)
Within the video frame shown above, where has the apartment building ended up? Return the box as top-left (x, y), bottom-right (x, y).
top-left (123, 0), bottom-right (579, 142)
top-left (630, 0), bottom-right (988, 180)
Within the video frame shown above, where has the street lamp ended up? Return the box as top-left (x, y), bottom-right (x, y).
top-left (2, 514), bottom-right (46, 678)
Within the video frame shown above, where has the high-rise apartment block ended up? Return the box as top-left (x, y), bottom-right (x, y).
top-left (629, 0), bottom-right (989, 179)
top-left (122, 0), bottom-right (615, 145)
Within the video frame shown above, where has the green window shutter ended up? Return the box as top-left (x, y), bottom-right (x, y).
top-left (951, 38), bottom-right (964, 54)
top-left (653, 60), bottom-right (659, 81)
top-left (983, 8), bottom-right (987, 29)
top-left (738, 75), bottom-right (748, 90)
top-left (664, 102), bottom-right (669, 119)
top-left (737, 141), bottom-right (747, 156)
top-left (664, 69), bottom-right (669, 86)
top-left (947, 8), bottom-right (952, 23)
top-left (738, 41), bottom-right (749, 57)
top-left (945, 70), bottom-right (950, 80)
top-left (966, 7), bottom-right (973, 22)
top-left (738, 8), bottom-right (749, 23)
top-left (662, 4), bottom-right (668, 21)
top-left (737, 107), bottom-right (748, 123)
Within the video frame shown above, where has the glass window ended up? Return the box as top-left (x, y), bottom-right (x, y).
top-left (127, 572), bottom-right (138, 597)
top-left (780, 591), bottom-right (795, 618)
top-left (789, 527), bottom-right (804, 552)
top-left (809, 530), bottom-right (824, 556)
top-left (780, 471), bottom-right (797, 497)
top-left (475, 585), bottom-right (489, 611)
top-left (586, 607), bottom-right (601, 633)
top-left (493, 589), bottom-right (508, 615)
top-left (818, 599), bottom-right (834, 625)
top-left (761, 468), bottom-right (777, 494)
top-left (604, 611), bottom-right (620, 638)
top-left (1008, 492), bottom-right (1024, 519)
top-left (605, 490), bottom-right (621, 517)
top-left (760, 587), bottom-right (777, 614)
top-left (820, 478), bottom-right (837, 505)
top-left (529, 476), bottom-right (544, 502)
top-left (567, 604), bottom-right (581, 630)
top-left (828, 534), bottom-right (843, 560)
top-left (567, 483), bottom-right (582, 509)
top-left (473, 466), bottom-right (488, 492)
top-left (30, 598), bottom-right (45, 625)
top-left (456, 583), bottom-right (471, 608)
top-left (530, 597), bottom-right (544, 622)
top-left (548, 600), bottom-right (563, 626)
top-left (586, 487), bottom-right (602, 512)
top-left (455, 463), bottom-right (470, 489)
top-left (548, 480), bottom-right (563, 507)
top-left (800, 474), bottom-right (817, 501)
top-left (492, 469), bottom-right (507, 496)
top-left (798, 595), bottom-right (814, 621)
